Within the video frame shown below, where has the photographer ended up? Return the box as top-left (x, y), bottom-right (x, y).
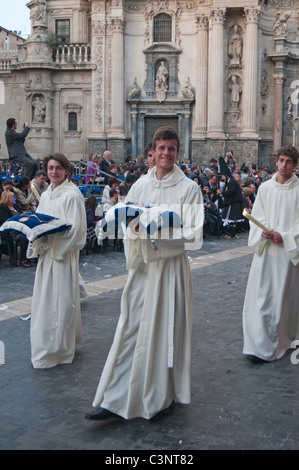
top-left (224, 150), bottom-right (237, 173)
top-left (5, 118), bottom-right (38, 180)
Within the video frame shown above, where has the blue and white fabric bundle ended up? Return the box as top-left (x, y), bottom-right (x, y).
top-left (97, 203), bottom-right (182, 241)
top-left (0, 212), bottom-right (72, 243)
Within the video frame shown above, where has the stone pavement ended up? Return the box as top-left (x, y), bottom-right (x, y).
top-left (0, 233), bottom-right (299, 451)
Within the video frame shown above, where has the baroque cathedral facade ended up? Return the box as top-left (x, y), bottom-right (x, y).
top-left (0, 0), bottom-right (299, 167)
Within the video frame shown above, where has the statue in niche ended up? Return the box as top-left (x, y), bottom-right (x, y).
top-left (182, 77), bottom-right (194, 101)
top-left (155, 61), bottom-right (169, 102)
top-left (32, 96), bottom-right (46, 123)
top-left (228, 25), bottom-right (242, 67)
top-left (273, 12), bottom-right (290, 39)
top-left (229, 75), bottom-right (242, 109)
top-left (155, 61), bottom-right (168, 92)
top-left (128, 78), bottom-right (141, 99)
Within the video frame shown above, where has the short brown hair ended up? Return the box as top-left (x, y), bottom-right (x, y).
top-left (43, 153), bottom-right (72, 176)
top-left (152, 126), bottom-right (180, 151)
top-left (276, 145), bottom-right (299, 165)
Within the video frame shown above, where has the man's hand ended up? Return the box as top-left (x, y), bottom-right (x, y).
top-left (262, 230), bottom-right (283, 244)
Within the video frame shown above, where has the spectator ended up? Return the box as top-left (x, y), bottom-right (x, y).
top-left (0, 191), bottom-right (32, 267)
top-left (135, 156), bottom-right (147, 173)
top-left (220, 157), bottom-right (244, 240)
top-left (14, 176), bottom-right (37, 212)
top-left (224, 151), bottom-right (237, 172)
top-left (144, 142), bottom-right (155, 170)
top-left (85, 195), bottom-right (101, 253)
top-left (85, 154), bottom-right (102, 184)
top-left (119, 173), bottom-right (138, 198)
top-left (5, 118), bottom-right (38, 180)
top-left (31, 170), bottom-right (48, 206)
top-left (103, 187), bottom-right (119, 213)
top-left (101, 151), bottom-right (114, 184)
top-left (102, 176), bottom-right (119, 204)
top-left (202, 189), bottom-right (218, 239)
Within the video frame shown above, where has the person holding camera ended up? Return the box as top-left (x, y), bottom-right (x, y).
top-left (5, 118), bottom-right (38, 180)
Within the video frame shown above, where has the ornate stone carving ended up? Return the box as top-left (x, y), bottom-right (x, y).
top-left (32, 95), bottom-right (46, 123)
top-left (155, 61), bottom-right (169, 102)
top-left (32, 0), bottom-right (47, 25)
top-left (210, 8), bottom-right (226, 25)
top-left (273, 12), bottom-right (290, 39)
top-left (244, 7), bottom-right (260, 24)
top-left (228, 25), bottom-right (242, 68)
top-left (128, 78), bottom-right (141, 100)
top-left (181, 77), bottom-right (194, 101)
top-left (229, 75), bottom-right (242, 109)
top-left (261, 70), bottom-right (269, 99)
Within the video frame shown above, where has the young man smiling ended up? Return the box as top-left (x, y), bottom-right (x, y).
top-left (29, 153), bottom-right (86, 369)
top-left (86, 126), bottom-right (204, 421)
top-left (242, 145), bottom-right (299, 362)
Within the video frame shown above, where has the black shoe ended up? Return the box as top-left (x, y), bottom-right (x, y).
top-left (245, 354), bottom-right (267, 363)
top-left (150, 401), bottom-right (175, 421)
top-left (85, 407), bottom-right (118, 421)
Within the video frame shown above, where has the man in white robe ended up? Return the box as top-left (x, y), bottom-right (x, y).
top-left (86, 127), bottom-right (204, 420)
top-left (29, 153), bottom-right (86, 369)
top-left (242, 145), bottom-right (299, 362)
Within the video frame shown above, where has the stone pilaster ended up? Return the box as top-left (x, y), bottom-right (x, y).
top-left (207, 8), bottom-right (226, 139)
top-left (241, 7), bottom-right (260, 138)
top-left (194, 14), bottom-right (209, 138)
top-left (273, 72), bottom-right (285, 153)
top-left (90, 16), bottom-right (106, 138)
top-left (109, 17), bottom-right (126, 138)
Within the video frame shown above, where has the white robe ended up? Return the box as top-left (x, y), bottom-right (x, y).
top-left (29, 179), bottom-right (86, 369)
top-left (242, 173), bottom-right (299, 361)
top-left (92, 165), bottom-right (204, 419)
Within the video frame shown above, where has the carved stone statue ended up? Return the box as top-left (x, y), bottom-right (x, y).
top-left (128, 78), bottom-right (140, 99)
top-left (32, 96), bottom-right (46, 123)
top-left (155, 61), bottom-right (169, 103)
top-left (155, 61), bottom-right (168, 92)
top-left (182, 77), bottom-right (194, 101)
top-left (229, 75), bottom-right (242, 109)
top-left (228, 25), bottom-right (242, 67)
top-left (33, 0), bottom-right (47, 25)
top-left (273, 12), bottom-right (290, 39)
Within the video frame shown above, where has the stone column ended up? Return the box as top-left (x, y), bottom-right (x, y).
top-left (194, 14), bottom-right (209, 138)
top-left (109, 17), bottom-right (125, 138)
top-left (184, 105), bottom-right (191, 161)
top-left (90, 18), bottom-right (106, 138)
top-left (207, 8), bottom-right (226, 138)
top-left (273, 72), bottom-right (285, 152)
top-left (241, 7), bottom-right (260, 137)
top-left (131, 105), bottom-right (138, 159)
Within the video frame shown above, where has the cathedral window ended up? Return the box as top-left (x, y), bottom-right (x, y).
top-left (56, 19), bottom-right (70, 44)
top-left (68, 112), bottom-right (77, 131)
top-left (153, 13), bottom-right (172, 43)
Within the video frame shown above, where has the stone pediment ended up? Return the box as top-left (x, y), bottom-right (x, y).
top-left (143, 42), bottom-right (182, 54)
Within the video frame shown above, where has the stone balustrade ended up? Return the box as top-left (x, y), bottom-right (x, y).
top-left (53, 44), bottom-right (91, 64)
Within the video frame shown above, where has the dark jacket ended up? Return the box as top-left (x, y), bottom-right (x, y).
top-left (100, 159), bottom-right (114, 184)
top-left (0, 204), bottom-right (22, 226)
top-left (5, 126), bottom-right (30, 159)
